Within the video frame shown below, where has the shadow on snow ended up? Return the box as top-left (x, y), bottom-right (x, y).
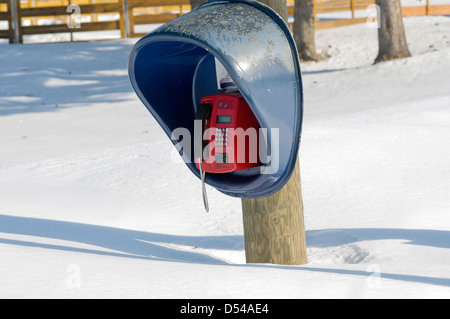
top-left (1, 214), bottom-right (450, 287)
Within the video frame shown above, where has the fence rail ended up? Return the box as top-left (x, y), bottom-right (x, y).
top-left (2, 0), bottom-right (450, 44)
top-left (402, 3), bottom-right (450, 16)
top-left (287, 0), bottom-right (376, 30)
top-left (127, 0), bottom-right (190, 38)
top-left (14, 1), bottom-right (125, 42)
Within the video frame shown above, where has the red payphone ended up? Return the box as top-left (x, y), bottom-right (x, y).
top-left (195, 92), bottom-right (260, 174)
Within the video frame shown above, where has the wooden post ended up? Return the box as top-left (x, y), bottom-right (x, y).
top-left (6, 0), bottom-right (14, 43)
top-left (242, 159), bottom-right (307, 265)
top-left (350, 0), bottom-right (355, 19)
top-left (313, 0), bottom-right (317, 25)
top-left (120, 0), bottom-right (129, 38)
top-left (10, 0), bottom-right (22, 43)
top-left (241, 0), bottom-right (307, 266)
top-left (68, 0), bottom-right (73, 42)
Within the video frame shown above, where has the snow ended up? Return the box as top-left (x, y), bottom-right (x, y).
top-left (1, 15), bottom-right (450, 299)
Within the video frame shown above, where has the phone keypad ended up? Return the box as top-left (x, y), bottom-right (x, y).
top-left (215, 128), bottom-right (229, 146)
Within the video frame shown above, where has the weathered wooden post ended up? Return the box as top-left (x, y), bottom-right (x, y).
top-left (350, 0), bottom-right (355, 19)
top-left (10, 0), bottom-right (21, 43)
top-left (242, 160), bottom-right (307, 265)
top-left (241, 0), bottom-right (307, 266)
top-left (5, 0), bottom-right (14, 43)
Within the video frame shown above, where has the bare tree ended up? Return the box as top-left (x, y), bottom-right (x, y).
top-left (375, 0), bottom-right (411, 63)
top-left (257, 0), bottom-right (289, 20)
top-left (293, 0), bottom-right (322, 62)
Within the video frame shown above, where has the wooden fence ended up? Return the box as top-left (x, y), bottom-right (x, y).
top-left (288, 0), bottom-right (376, 30)
top-left (2, 0), bottom-right (450, 44)
top-left (11, 0), bottom-right (125, 43)
top-left (127, 0), bottom-right (189, 38)
top-left (402, 1), bottom-right (450, 16)
top-left (288, 0), bottom-right (450, 30)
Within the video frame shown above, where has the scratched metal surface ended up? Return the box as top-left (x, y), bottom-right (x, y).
top-left (128, 0), bottom-right (303, 198)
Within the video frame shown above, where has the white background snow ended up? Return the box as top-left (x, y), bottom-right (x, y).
top-left (0, 14), bottom-right (450, 299)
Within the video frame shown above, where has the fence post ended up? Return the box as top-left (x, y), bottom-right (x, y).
top-left (350, 0), bottom-right (355, 19)
top-left (313, 0), bottom-right (317, 25)
top-left (121, 0), bottom-right (130, 38)
top-left (68, 0), bottom-right (73, 42)
top-left (10, 0), bottom-right (21, 43)
top-left (6, 0), bottom-right (14, 43)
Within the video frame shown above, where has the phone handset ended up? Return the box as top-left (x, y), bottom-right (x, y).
top-left (195, 103), bottom-right (212, 212)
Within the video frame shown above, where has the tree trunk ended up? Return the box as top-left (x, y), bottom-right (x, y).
top-left (293, 0), bottom-right (323, 62)
top-left (257, 0), bottom-right (289, 21)
top-left (375, 0), bottom-right (411, 63)
top-left (190, 0), bottom-right (205, 10)
top-left (241, 0), bottom-right (307, 266)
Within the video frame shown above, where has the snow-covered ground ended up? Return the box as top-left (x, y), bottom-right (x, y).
top-left (0, 15), bottom-right (449, 299)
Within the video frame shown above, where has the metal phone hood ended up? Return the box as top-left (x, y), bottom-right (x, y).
top-left (128, 0), bottom-right (303, 198)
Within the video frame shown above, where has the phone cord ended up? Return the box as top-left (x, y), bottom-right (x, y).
top-left (198, 160), bottom-right (209, 213)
